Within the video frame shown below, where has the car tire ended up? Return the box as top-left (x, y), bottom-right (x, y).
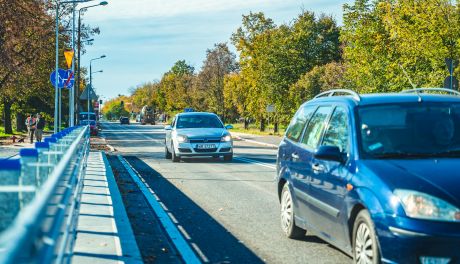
top-left (352, 210), bottom-right (381, 264)
top-left (223, 154), bottom-right (233, 162)
top-left (165, 145), bottom-right (172, 159)
top-left (171, 144), bottom-right (180, 162)
top-left (280, 183), bottom-right (305, 239)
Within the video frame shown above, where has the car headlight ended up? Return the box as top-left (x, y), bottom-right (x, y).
top-left (221, 134), bottom-right (232, 142)
top-left (176, 135), bottom-right (188, 143)
top-left (394, 189), bottom-right (460, 222)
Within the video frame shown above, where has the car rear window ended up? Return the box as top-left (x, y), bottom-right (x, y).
top-left (358, 102), bottom-right (460, 158)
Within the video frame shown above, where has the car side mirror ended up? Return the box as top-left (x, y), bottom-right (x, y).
top-left (314, 145), bottom-right (343, 163)
top-left (165, 125), bottom-right (172, 131)
top-left (225, 124), bottom-right (233, 130)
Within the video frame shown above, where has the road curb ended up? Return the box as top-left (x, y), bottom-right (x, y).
top-left (117, 155), bottom-right (201, 264)
top-left (102, 152), bottom-right (143, 263)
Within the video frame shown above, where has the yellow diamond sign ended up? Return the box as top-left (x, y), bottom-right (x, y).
top-left (64, 50), bottom-right (74, 69)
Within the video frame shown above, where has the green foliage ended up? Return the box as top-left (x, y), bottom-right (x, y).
top-left (102, 96), bottom-right (130, 120)
top-left (341, 0), bottom-right (460, 92)
top-left (170, 60), bottom-right (195, 75)
top-left (0, 0), bottom-right (98, 133)
top-left (289, 62), bottom-right (346, 111)
top-left (231, 11), bottom-right (341, 124)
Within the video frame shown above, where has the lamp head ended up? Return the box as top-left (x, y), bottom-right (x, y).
top-left (100, 55), bottom-right (106, 58)
top-left (100, 1), bottom-right (108, 5)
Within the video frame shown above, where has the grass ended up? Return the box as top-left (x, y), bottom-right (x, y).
top-left (229, 123), bottom-right (286, 137)
top-left (0, 127), bottom-right (23, 138)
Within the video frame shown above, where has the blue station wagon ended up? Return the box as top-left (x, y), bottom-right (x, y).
top-left (276, 88), bottom-right (460, 264)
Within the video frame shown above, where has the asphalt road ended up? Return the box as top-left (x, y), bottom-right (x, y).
top-left (101, 122), bottom-right (352, 264)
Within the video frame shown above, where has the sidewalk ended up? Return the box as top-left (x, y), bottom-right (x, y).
top-left (0, 143), bottom-right (34, 158)
top-left (231, 132), bottom-right (282, 148)
top-left (72, 151), bottom-right (142, 264)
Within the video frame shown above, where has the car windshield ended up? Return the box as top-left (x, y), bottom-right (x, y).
top-left (358, 102), bottom-right (460, 159)
top-left (79, 113), bottom-right (96, 120)
top-left (176, 115), bottom-right (223, 129)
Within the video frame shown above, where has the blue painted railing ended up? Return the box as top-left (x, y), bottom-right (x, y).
top-left (0, 126), bottom-right (90, 263)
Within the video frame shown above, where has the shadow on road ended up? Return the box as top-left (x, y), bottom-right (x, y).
top-left (125, 156), bottom-right (264, 264)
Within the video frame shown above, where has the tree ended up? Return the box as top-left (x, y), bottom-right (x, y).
top-left (231, 11), bottom-right (341, 131)
top-left (341, 0), bottom-right (460, 93)
top-left (0, 0), bottom-right (98, 133)
top-left (197, 43), bottom-right (238, 121)
top-left (170, 60), bottom-right (194, 75)
top-left (231, 12), bottom-right (275, 130)
top-left (160, 60), bottom-right (196, 112)
top-left (289, 62), bottom-right (346, 110)
top-left (102, 96), bottom-right (130, 120)
top-left (223, 73), bottom-right (251, 128)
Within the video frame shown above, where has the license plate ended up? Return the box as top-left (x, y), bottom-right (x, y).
top-left (196, 144), bottom-right (216, 149)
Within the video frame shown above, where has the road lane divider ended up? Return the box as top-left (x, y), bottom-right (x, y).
top-left (234, 157), bottom-right (276, 170)
top-left (117, 155), bottom-right (202, 264)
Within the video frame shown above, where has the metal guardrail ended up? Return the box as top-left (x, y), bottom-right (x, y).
top-left (0, 126), bottom-right (90, 264)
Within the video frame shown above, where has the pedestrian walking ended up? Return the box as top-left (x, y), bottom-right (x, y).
top-left (25, 114), bottom-right (36, 144)
top-left (35, 113), bottom-right (45, 143)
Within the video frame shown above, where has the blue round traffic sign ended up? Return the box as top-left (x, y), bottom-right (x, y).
top-left (50, 69), bottom-right (74, 89)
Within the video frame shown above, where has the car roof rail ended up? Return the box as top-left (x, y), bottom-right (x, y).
top-left (313, 89), bottom-right (361, 101)
top-left (400, 87), bottom-right (460, 96)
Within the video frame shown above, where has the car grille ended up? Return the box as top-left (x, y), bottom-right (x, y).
top-left (194, 148), bottom-right (218, 153)
top-left (189, 138), bottom-right (221, 143)
top-left (219, 148), bottom-right (231, 152)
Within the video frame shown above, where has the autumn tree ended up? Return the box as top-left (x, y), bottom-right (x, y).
top-left (197, 43), bottom-right (238, 122)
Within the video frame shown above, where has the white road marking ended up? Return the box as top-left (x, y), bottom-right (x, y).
top-left (117, 155), bottom-right (202, 264)
top-left (234, 157), bottom-right (276, 170)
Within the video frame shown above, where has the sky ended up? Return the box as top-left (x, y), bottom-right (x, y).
top-left (80, 0), bottom-right (353, 101)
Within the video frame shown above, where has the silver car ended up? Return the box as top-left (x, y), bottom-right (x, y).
top-left (165, 112), bottom-right (234, 162)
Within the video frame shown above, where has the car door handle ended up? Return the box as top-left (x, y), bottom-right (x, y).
top-left (291, 153), bottom-right (299, 160)
top-left (312, 163), bottom-right (325, 173)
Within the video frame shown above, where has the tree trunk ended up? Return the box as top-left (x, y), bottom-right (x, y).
top-left (16, 112), bottom-right (25, 132)
top-left (260, 118), bottom-right (265, 132)
top-left (3, 99), bottom-right (13, 134)
top-left (244, 118), bottom-right (249, 130)
top-left (274, 121), bottom-right (279, 134)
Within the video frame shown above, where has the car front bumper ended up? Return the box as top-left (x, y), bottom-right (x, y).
top-left (175, 141), bottom-right (233, 156)
top-left (377, 215), bottom-right (460, 263)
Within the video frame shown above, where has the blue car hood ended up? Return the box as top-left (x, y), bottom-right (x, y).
top-left (176, 128), bottom-right (227, 138)
top-left (360, 159), bottom-right (460, 206)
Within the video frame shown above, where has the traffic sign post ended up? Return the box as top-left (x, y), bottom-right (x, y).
top-left (444, 76), bottom-right (459, 90)
top-left (445, 58), bottom-right (458, 90)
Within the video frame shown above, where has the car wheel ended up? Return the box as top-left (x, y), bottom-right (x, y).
top-left (280, 183), bottom-right (305, 239)
top-left (352, 210), bottom-right (380, 264)
top-left (223, 154), bottom-right (233, 162)
top-left (165, 145), bottom-right (172, 159)
top-left (171, 144), bottom-right (180, 162)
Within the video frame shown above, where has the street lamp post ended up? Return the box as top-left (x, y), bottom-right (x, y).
top-left (76, 1), bottom-right (108, 124)
top-left (88, 55), bottom-right (106, 122)
top-left (54, 0), bottom-right (93, 133)
top-left (75, 38), bottom-right (92, 123)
